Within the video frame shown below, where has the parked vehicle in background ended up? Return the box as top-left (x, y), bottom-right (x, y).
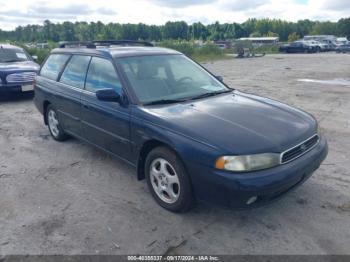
top-left (303, 35), bottom-right (336, 45)
top-left (311, 39), bottom-right (336, 51)
top-left (301, 40), bottom-right (326, 52)
top-left (334, 38), bottom-right (349, 51)
top-left (320, 40), bottom-right (336, 51)
top-left (303, 35), bottom-right (338, 51)
top-left (34, 40), bottom-right (328, 212)
top-left (335, 44), bottom-right (350, 53)
top-left (336, 37), bottom-right (349, 46)
top-left (279, 41), bottom-right (314, 53)
top-left (0, 43), bottom-right (39, 94)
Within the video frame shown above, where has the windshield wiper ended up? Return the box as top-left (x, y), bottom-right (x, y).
top-left (2, 59), bottom-right (25, 63)
top-left (143, 89), bottom-right (233, 105)
top-left (143, 99), bottom-right (186, 106)
top-left (187, 89), bottom-right (233, 101)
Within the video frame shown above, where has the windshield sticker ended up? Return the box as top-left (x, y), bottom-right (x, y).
top-left (16, 53), bottom-right (27, 59)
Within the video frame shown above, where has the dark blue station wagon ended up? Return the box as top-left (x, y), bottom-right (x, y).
top-left (34, 40), bottom-right (328, 212)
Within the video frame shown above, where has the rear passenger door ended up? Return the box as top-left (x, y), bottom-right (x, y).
top-left (80, 57), bottom-right (131, 161)
top-left (38, 54), bottom-right (71, 119)
top-left (56, 55), bottom-right (91, 134)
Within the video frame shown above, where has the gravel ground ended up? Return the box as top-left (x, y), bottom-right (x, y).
top-left (0, 53), bottom-right (349, 255)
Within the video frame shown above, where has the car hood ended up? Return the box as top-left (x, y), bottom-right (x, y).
top-left (138, 91), bottom-right (317, 154)
top-left (0, 61), bottom-right (40, 72)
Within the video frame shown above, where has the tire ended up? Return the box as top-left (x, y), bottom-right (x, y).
top-left (46, 105), bottom-right (68, 141)
top-left (145, 147), bottom-right (194, 212)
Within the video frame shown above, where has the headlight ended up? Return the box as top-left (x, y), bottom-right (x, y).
top-left (316, 122), bottom-right (321, 135)
top-left (215, 153), bottom-right (280, 172)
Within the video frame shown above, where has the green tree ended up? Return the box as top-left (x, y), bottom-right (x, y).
top-left (0, 17), bottom-right (349, 44)
top-left (249, 31), bottom-right (261, 37)
top-left (311, 21), bottom-right (337, 35)
top-left (337, 18), bottom-right (350, 38)
top-left (163, 21), bottom-right (189, 40)
top-left (265, 31), bottom-right (279, 37)
top-left (60, 21), bottom-right (76, 41)
top-left (288, 32), bottom-right (300, 42)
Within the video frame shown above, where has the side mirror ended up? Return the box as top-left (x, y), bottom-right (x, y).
top-left (216, 75), bottom-right (224, 82)
top-left (96, 89), bottom-right (121, 102)
top-left (32, 55), bottom-right (38, 61)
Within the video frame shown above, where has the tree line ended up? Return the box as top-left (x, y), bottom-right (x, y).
top-left (1, 18), bottom-right (349, 43)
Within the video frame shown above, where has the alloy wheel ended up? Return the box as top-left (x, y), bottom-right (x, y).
top-left (48, 109), bottom-right (60, 138)
top-left (149, 158), bottom-right (180, 204)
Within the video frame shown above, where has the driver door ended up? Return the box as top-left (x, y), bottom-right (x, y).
top-left (80, 57), bottom-right (132, 161)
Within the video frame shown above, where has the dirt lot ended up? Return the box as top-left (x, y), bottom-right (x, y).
top-left (0, 53), bottom-right (349, 255)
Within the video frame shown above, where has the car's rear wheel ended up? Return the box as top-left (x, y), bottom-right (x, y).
top-left (46, 105), bottom-right (68, 141)
top-left (145, 147), bottom-right (194, 212)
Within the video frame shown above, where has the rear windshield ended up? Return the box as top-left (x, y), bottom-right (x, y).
top-left (40, 54), bottom-right (70, 81)
top-left (0, 48), bottom-right (30, 63)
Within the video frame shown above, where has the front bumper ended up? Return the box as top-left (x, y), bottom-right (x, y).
top-left (189, 135), bottom-right (328, 208)
top-left (0, 82), bottom-right (34, 93)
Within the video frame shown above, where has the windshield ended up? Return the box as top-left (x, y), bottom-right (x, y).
top-left (0, 48), bottom-right (30, 63)
top-left (117, 54), bottom-right (230, 104)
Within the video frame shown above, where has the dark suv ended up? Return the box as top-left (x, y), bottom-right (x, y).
top-left (279, 41), bottom-right (316, 53)
top-left (0, 43), bottom-right (39, 94)
top-left (34, 40), bottom-right (328, 212)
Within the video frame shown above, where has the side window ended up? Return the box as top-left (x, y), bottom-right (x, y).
top-left (40, 54), bottom-right (70, 81)
top-left (85, 57), bottom-right (122, 93)
top-left (60, 55), bottom-right (91, 89)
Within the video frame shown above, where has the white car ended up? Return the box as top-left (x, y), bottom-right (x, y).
top-left (335, 38), bottom-right (349, 47)
top-left (301, 40), bottom-right (327, 52)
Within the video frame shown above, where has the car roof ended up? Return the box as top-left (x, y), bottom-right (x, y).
top-left (0, 43), bottom-right (23, 50)
top-left (51, 46), bottom-right (181, 59)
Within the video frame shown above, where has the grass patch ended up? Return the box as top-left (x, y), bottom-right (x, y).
top-left (25, 47), bottom-right (51, 64)
top-left (159, 40), bottom-right (228, 62)
top-left (252, 45), bottom-right (280, 54)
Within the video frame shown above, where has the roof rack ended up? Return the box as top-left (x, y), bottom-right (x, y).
top-left (59, 40), bottom-right (154, 48)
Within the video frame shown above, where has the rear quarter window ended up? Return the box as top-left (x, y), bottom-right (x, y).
top-left (40, 54), bottom-right (70, 81)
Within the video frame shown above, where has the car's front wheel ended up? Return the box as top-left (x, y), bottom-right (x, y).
top-left (145, 147), bottom-right (194, 212)
top-left (46, 105), bottom-right (68, 141)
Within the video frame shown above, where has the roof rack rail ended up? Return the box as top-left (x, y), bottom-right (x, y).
top-left (58, 41), bottom-right (96, 48)
top-left (93, 40), bottom-right (154, 47)
top-left (59, 40), bottom-right (154, 48)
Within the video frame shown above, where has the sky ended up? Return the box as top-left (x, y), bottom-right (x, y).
top-left (0, 0), bottom-right (349, 31)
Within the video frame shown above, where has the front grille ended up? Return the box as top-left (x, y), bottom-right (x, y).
top-left (6, 72), bottom-right (36, 83)
top-left (281, 134), bottom-right (319, 163)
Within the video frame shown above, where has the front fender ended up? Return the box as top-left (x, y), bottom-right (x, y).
top-left (130, 107), bottom-right (221, 180)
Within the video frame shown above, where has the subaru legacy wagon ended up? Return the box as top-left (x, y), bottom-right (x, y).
top-left (34, 40), bottom-right (328, 212)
